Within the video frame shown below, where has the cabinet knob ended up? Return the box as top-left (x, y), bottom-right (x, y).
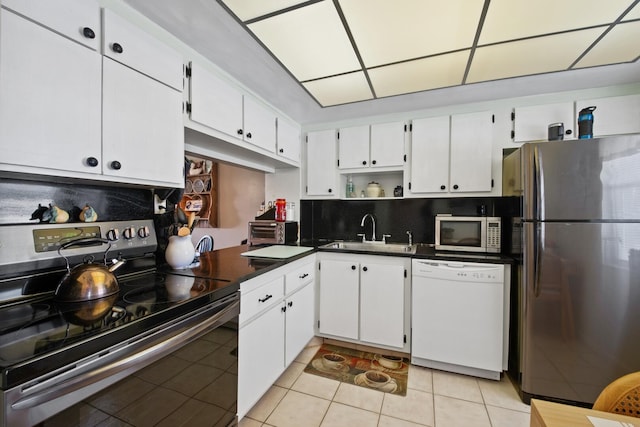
top-left (328, 188), bottom-right (332, 193)
top-left (111, 43), bottom-right (123, 54)
top-left (237, 129), bottom-right (243, 136)
top-left (372, 160), bottom-right (377, 165)
top-left (453, 184), bottom-right (459, 190)
top-left (566, 129), bottom-right (573, 135)
top-left (351, 265), bottom-right (356, 270)
top-left (246, 132), bottom-right (252, 139)
top-left (362, 160), bottom-right (367, 165)
top-left (362, 266), bottom-right (368, 272)
top-left (281, 306), bottom-right (287, 313)
top-left (288, 301), bottom-right (293, 307)
top-left (279, 148), bottom-right (284, 153)
top-left (82, 27), bottom-right (95, 39)
top-left (110, 160), bottom-right (122, 170)
top-left (440, 185), bottom-right (446, 190)
top-left (86, 157), bottom-right (99, 167)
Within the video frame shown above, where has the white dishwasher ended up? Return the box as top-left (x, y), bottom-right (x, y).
top-left (411, 259), bottom-right (506, 380)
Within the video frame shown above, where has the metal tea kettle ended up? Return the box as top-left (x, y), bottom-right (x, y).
top-left (54, 238), bottom-right (125, 302)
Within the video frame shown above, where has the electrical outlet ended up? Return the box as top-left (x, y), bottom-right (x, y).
top-left (154, 194), bottom-right (167, 215)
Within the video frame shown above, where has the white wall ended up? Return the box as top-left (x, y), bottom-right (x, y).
top-left (191, 163), bottom-right (265, 249)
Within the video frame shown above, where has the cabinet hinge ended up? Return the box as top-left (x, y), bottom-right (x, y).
top-left (511, 111), bottom-right (515, 121)
top-left (408, 182), bottom-right (412, 190)
top-left (404, 269), bottom-right (407, 278)
top-left (403, 154), bottom-right (407, 162)
top-left (511, 130), bottom-right (515, 139)
top-left (318, 262), bottom-right (321, 271)
top-left (404, 124), bottom-right (407, 132)
top-left (317, 320), bottom-right (320, 328)
top-left (184, 102), bottom-right (192, 114)
top-left (491, 179), bottom-right (494, 188)
top-left (305, 135), bottom-right (308, 143)
top-left (305, 185), bottom-right (308, 193)
top-left (337, 131), bottom-right (340, 140)
top-left (185, 65), bottom-right (192, 78)
top-left (492, 114), bottom-right (495, 123)
top-left (404, 334), bottom-right (407, 344)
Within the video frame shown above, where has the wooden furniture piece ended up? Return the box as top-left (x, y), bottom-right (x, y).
top-left (530, 398), bottom-right (639, 427)
top-left (181, 162), bottom-right (218, 227)
top-left (593, 371), bottom-right (640, 418)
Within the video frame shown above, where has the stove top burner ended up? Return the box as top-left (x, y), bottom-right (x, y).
top-left (0, 270), bottom-right (237, 389)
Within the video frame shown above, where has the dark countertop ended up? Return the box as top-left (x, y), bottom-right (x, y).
top-left (162, 242), bottom-right (516, 285)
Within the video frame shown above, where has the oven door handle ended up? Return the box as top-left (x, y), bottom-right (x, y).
top-left (12, 298), bottom-right (239, 411)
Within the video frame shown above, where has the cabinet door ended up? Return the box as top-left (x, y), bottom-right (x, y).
top-left (306, 130), bottom-right (337, 196)
top-left (576, 94), bottom-right (640, 137)
top-left (513, 102), bottom-right (574, 142)
top-left (2, 0), bottom-right (100, 50)
top-left (243, 96), bottom-right (276, 152)
top-left (410, 116), bottom-right (450, 193)
top-left (103, 9), bottom-right (183, 90)
top-left (102, 58), bottom-right (184, 186)
top-left (189, 62), bottom-right (244, 139)
top-left (0, 11), bottom-right (101, 174)
top-left (450, 111), bottom-right (493, 193)
top-left (338, 125), bottom-right (369, 169)
top-left (318, 259), bottom-right (359, 340)
top-left (370, 121), bottom-right (405, 168)
top-left (359, 262), bottom-right (405, 348)
top-left (285, 282), bottom-right (315, 366)
top-left (277, 118), bottom-right (301, 163)
top-left (238, 303), bottom-right (285, 419)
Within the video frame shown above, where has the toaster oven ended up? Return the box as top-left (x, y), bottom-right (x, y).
top-left (248, 221), bottom-right (298, 246)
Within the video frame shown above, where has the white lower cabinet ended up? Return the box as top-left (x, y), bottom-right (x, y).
top-left (238, 256), bottom-right (315, 419)
top-left (317, 253), bottom-right (410, 352)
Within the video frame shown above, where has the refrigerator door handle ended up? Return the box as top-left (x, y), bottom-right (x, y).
top-left (533, 146), bottom-right (541, 220)
top-left (533, 222), bottom-right (542, 297)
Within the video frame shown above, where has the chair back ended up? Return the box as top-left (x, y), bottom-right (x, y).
top-left (593, 371), bottom-right (640, 418)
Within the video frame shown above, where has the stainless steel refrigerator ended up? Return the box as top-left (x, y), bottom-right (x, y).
top-left (503, 135), bottom-right (640, 405)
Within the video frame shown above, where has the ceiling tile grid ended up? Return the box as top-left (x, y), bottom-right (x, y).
top-left (219, 0), bottom-right (640, 107)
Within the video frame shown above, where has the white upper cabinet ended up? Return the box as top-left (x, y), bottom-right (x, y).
top-left (102, 58), bottom-right (184, 185)
top-left (277, 118), bottom-right (301, 163)
top-left (576, 94), bottom-right (640, 137)
top-left (189, 62), bottom-right (244, 139)
top-left (306, 130), bottom-right (337, 197)
top-left (0, 9), bottom-right (102, 175)
top-left (410, 116), bottom-right (450, 193)
top-left (513, 102), bottom-right (575, 142)
top-left (102, 9), bottom-right (183, 90)
top-left (338, 125), bottom-right (370, 169)
top-left (409, 112), bottom-right (493, 194)
top-left (338, 122), bottom-right (405, 169)
top-left (2, 0), bottom-right (100, 50)
top-left (450, 111), bottom-right (493, 193)
top-left (370, 121), bottom-right (406, 168)
top-left (243, 96), bottom-right (276, 152)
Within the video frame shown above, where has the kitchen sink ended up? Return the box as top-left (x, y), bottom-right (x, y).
top-left (319, 241), bottom-right (417, 255)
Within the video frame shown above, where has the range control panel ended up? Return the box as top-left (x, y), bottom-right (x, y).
top-left (0, 220), bottom-right (157, 269)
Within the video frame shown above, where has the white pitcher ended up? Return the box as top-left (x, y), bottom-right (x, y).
top-left (165, 235), bottom-right (195, 269)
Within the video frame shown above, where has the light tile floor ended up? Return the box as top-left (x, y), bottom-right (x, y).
top-left (240, 337), bottom-right (532, 427)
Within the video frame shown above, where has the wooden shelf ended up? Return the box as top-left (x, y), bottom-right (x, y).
top-left (180, 162), bottom-right (218, 227)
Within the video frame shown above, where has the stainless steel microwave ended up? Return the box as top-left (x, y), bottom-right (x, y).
top-left (248, 221), bottom-right (298, 246)
top-left (435, 215), bottom-right (501, 253)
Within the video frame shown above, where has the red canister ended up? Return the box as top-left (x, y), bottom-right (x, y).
top-left (275, 198), bottom-right (286, 222)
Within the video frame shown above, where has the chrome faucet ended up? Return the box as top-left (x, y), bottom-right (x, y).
top-left (360, 213), bottom-right (376, 242)
top-left (406, 230), bottom-right (413, 246)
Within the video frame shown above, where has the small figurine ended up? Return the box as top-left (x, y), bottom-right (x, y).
top-left (30, 204), bottom-right (49, 222)
top-left (79, 204), bottom-right (98, 222)
top-left (44, 204), bottom-right (69, 224)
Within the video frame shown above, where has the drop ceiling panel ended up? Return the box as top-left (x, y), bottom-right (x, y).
top-left (339, 0), bottom-right (483, 67)
top-left (369, 51), bottom-right (470, 97)
top-left (247, 1), bottom-right (360, 81)
top-left (479, 0), bottom-right (632, 44)
top-left (467, 28), bottom-right (605, 83)
top-left (220, 0), bottom-right (307, 21)
top-left (576, 21), bottom-right (640, 68)
top-left (303, 72), bottom-right (373, 106)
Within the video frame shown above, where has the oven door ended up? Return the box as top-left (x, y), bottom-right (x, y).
top-left (3, 293), bottom-right (239, 427)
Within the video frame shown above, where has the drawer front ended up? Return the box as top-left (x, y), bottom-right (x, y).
top-left (285, 261), bottom-right (315, 294)
top-left (240, 276), bottom-right (284, 323)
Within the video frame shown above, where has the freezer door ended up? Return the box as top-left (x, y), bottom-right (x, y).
top-left (531, 136), bottom-right (640, 220)
top-left (521, 221), bottom-right (640, 404)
